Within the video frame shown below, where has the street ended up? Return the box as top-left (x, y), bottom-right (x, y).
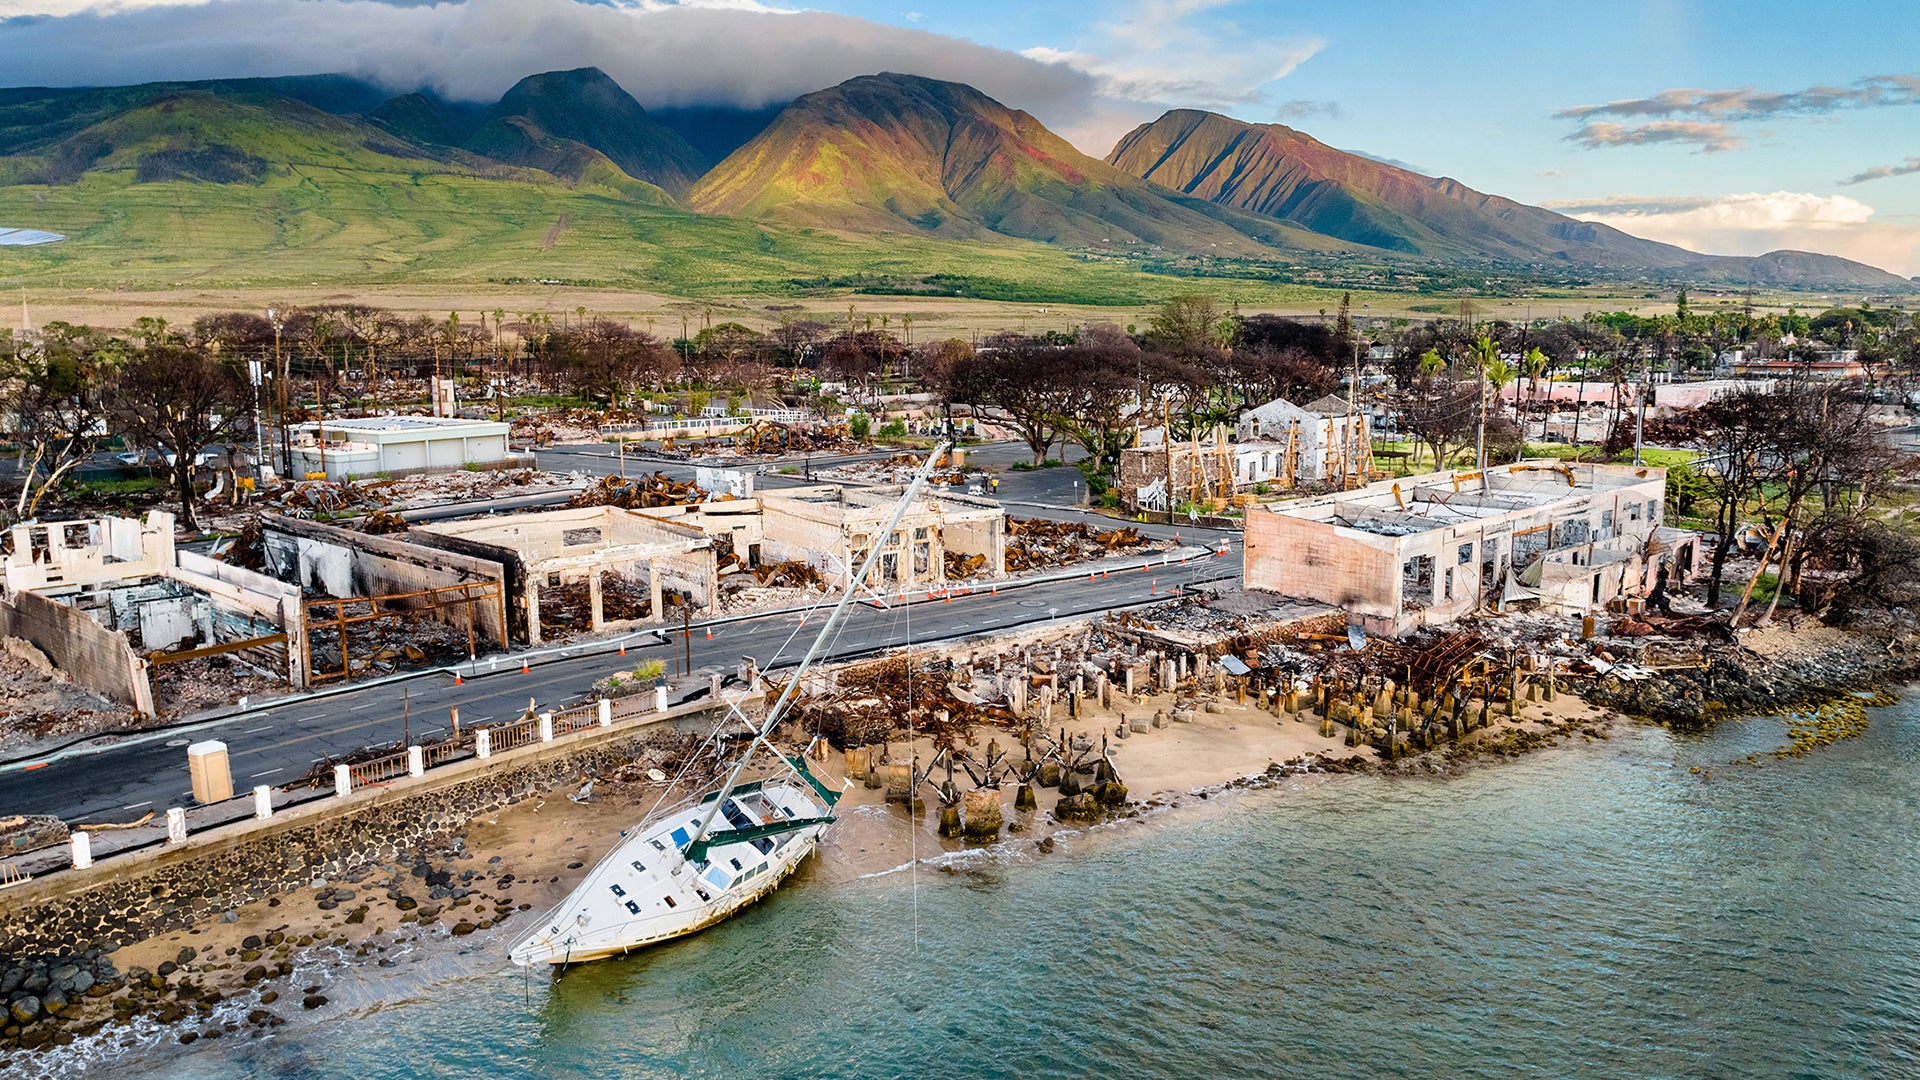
top-left (0, 446), bottom-right (1237, 822)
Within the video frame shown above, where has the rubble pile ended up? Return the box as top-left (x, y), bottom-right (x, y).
top-left (783, 655), bottom-right (985, 750)
top-left (357, 509), bottom-right (411, 535)
top-left (568, 473), bottom-right (706, 509)
top-left (0, 637), bottom-right (138, 753)
top-left (305, 612), bottom-right (473, 680)
top-left (731, 420), bottom-right (858, 457)
top-left (536, 577), bottom-right (654, 632)
top-left (153, 654), bottom-right (281, 717)
top-left (1004, 517), bottom-right (1153, 572)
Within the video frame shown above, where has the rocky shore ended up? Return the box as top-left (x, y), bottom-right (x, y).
top-left (1584, 622), bottom-right (1914, 726)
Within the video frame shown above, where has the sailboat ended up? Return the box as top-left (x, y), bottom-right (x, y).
top-left (508, 443), bottom-right (950, 966)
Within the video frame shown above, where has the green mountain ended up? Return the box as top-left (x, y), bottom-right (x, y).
top-left (1106, 108), bottom-right (1912, 289)
top-left (476, 68), bottom-right (708, 197)
top-left (689, 73), bottom-right (1349, 256)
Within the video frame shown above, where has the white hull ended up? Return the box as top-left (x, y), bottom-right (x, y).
top-left (508, 779), bottom-right (830, 966)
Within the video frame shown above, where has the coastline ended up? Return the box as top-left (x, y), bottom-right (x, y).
top-left (0, 670), bottom-right (1622, 1073)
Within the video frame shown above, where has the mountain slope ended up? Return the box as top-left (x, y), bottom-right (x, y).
top-left (1106, 109), bottom-right (1913, 288)
top-left (464, 115), bottom-right (673, 204)
top-left (477, 68), bottom-right (708, 197)
top-left (689, 73), bottom-right (1351, 255)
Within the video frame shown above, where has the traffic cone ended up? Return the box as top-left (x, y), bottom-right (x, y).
top-left (944, 592), bottom-right (952, 603)
top-left (705, 627), bottom-right (713, 640)
top-left (1151, 579), bottom-right (1156, 594)
top-left (990, 585), bottom-right (998, 596)
top-left (618, 643), bottom-right (626, 656)
top-left (454, 673), bottom-right (463, 685)
top-left (521, 659), bottom-right (530, 674)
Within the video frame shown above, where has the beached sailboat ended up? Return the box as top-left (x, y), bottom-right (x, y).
top-left (507, 444), bottom-right (949, 966)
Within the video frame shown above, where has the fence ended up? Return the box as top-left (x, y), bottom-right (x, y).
top-left (488, 717), bottom-right (541, 754)
top-left (11, 684), bottom-right (708, 883)
top-left (348, 751), bottom-right (412, 788)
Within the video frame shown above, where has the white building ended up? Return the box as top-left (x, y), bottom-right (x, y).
top-left (1234, 394), bottom-right (1372, 484)
top-left (288, 415), bottom-right (516, 480)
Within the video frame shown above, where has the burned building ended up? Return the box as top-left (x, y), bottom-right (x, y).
top-left (408, 506), bottom-right (715, 644)
top-left (0, 512), bottom-right (306, 712)
top-left (636, 483), bottom-right (1007, 590)
top-left (1244, 462), bottom-right (1702, 637)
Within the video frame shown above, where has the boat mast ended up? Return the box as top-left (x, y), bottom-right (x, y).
top-left (683, 440), bottom-right (952, 852)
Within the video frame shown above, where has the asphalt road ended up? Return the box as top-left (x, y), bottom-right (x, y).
top-left (0, 490), bottom-right (1238, 823)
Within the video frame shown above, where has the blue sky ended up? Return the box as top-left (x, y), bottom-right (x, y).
top-left (3, 0), bottom-right (1915, 273)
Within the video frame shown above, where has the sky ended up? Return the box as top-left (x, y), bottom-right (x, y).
top-left (0, 0), bottom-right (1916, 276)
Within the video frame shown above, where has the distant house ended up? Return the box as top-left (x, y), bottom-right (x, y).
top-left (1234, 394), bottom-right (1372, 484)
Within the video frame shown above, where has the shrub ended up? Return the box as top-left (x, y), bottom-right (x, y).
top-left (849, 414), bottom-right (872, 440)
top-left (879, 419), bottom-right (907, 439)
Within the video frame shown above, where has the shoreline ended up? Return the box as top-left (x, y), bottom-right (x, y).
top-left (4, 615), bottom-right (1909, 1071)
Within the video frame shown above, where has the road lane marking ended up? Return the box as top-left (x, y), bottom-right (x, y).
top-left (350, 702), bottom-right (377, 711)
top-left (300, 715), bottom-right (324, 722)
top-left (243, 725), bottom-right (273, 734)
top-left (122, 801), bottom-right (151, 810)
top-left (249, 768), bottom-right (283, 778)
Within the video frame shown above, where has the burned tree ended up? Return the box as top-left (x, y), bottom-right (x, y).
top-left (107, 346), bottom-right (253, 533)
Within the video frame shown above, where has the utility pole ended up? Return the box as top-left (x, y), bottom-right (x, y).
top-left (1633, 349), bottom-right (1651, 466)
top-left (1476, 342), bottom-right (1489, 493)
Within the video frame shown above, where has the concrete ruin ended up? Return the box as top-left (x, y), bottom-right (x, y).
top-left (637, 483), bottom-right (1007, 590)
top-left (257, 516), bottom-right (508, 678)
top-left (0, 513), bottom-right (307, 712)
top-left (756, 485), bottom-right (1005, 589)
top-left (409, 506), bottom-right (714, 645)
top-left (1244, 461), bottom-right (1702, 637)
top-left (1122, 399), bottom-right (1374, 512)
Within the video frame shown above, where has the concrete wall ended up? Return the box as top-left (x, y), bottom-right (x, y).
top-left (173, 551), bottom-right (310, 688)
top-left (0, 589), bottom-right (154, 714)
top-left (1, 513), bottom-right (174, 594)
top-left (260, 516), bottom-right (508, 650)
top-left (0, 704), bottom-right (724, 956)
top-left (1244, 512), bottom-right (1400, 625)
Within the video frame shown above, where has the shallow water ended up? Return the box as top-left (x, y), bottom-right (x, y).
top-left (97, 697), bottom-right (1920, 1078)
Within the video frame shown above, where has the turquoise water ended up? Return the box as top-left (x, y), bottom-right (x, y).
top-left (111, 698), bottom-right (1920, 1078)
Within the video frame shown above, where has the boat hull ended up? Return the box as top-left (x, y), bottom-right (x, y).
top-left (508, 779), bottom-right (830, 967)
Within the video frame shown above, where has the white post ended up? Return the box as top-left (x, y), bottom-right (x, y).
top-left (539, 712), bottom-right (554, 742)
top-left (597, 698), bottom-right (613, 727)
top-left (407, 746), bottom-right (425, 777)
top-left (70, 831), bottom-right (91, 870)
top-left (253, 785), bottom-right (273, 821)
top-left (476, 728), bottom-right (492, 759)
top-left (654, 685), bottom-right (668, 713)
top-left (333, 764), bottom-right (352, 798)
top-left (166, 807), bottom-right (187, 845)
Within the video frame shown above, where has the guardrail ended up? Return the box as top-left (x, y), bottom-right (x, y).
top-left (15, 683), bottom-right (699, 884)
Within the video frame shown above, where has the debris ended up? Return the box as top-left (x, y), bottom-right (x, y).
top-left (567, 473), bottom-right (705, 509)
top-left (1004, 517), bottom-right (1153, 572)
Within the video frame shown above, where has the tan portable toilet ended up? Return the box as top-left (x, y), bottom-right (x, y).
top-left (188, 741), bottom-right (234, 803)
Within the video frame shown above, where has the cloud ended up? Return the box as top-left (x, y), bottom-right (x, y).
top-left (1545, 190), bottom-right (1920, 276)
top-left (1839, 157), bottom-right (1920, 186)
top-left (1567, 120), bottom-right (1740, 153)
top-left (1559, 73), bottom-right (1920, 122)
top-left (1345, 148), bottom-right (1426, 174)
top-left (1273, 99), bottom-right (1340, 121)
top-left (1021, 0), bottom-right (1323, 148)
top-left (0, 0), bottom-right (1124, 136)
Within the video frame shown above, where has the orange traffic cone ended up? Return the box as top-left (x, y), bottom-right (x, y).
top-left (454, 673), bottom-right (463, 685)
top-left (990, 585), bottom-right (998, 596)
top-left (1151, 579), bottom-right (1156, 594)
top-left (521, 659), bottom-right (531, 674)
top-left (705, 627), bottom-right (713, 640)
top-left (619, 643), bottom-right (626, 656)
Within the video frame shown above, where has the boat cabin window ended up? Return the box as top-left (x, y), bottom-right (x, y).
top-left (729, 858), bottom-right (744, 871)
top-left (671, 826), bottom-right (692, 848)
top-left (630, 860), bottom-right (646, 873)
top-left (663, 895), bottom-right (677, 909)
top-left (751, 837), bottom-right (774, 855)
top-left (609, 884), bottom-right (626, 898)
top-left (650, 839), bottom-right (666, 852)
top-left (625, 900), bottom-right (641, 914)
top-left (722, 800), bottom-right (755, 830)
top-left (703, 866), bottom-right (731, 891)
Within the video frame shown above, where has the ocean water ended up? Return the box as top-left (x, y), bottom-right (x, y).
top-left (102, 696), bottom-right (1920, 1079)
